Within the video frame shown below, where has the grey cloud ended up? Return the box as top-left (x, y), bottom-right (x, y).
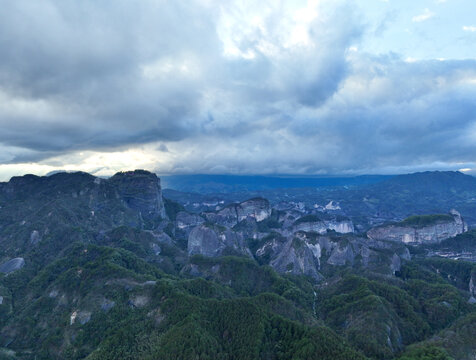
top-left (0, 0), bottom-right (219, 156)
top-left (157, 144), bottom-right (169, 152)
top-left (0, 0), bottom-right (475, 175)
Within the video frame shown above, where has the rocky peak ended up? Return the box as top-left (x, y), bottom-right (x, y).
top-left (449, 209), bottom-right (468, 232)
top-left (109, 170), bottom-right (166, 221)
top-left (237, 198), bottom-right (271, 222)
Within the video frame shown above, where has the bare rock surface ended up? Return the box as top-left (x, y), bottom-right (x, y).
top-left (188, 225), bottom-right (251, 257)
top-left (109, 170), bottom-right (167, 221)
top-left (0, 258), bottom-right (25, 274)
top-left (204, 198), bottom-right (271, 227)
top-left (367, 211), bottom-right (467, 244)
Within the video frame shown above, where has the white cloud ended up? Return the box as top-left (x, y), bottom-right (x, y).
top-left (412, 8), bottom-right (435, 22)
top-left (463, 25), bottom-right (476, 32)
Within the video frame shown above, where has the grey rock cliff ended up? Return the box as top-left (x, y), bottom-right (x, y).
top-left (187, 225), bottom-right (251, 257)
top-left (237, 198), bottom-right (272, 222)
top-left (256, 231), bottom-right (410, 279)
top-left (470, 272), bottom-right (475, 297)
top-left (175, 211), bottom-right (205, 239)
top-left (367, 211), bottom-right (467, 244)
top-left (269, 238), bottom-right (321, 280)
top-left (109, 170), bottom-right (167, 221)
top-left (176, 212), bottom-right (205, 229)
top-left (204, 198), bottom-right (271, 227)
top-left (292, 219), bottom-right (354, 234)
top-left (0, 258), bottom-right (25, 274)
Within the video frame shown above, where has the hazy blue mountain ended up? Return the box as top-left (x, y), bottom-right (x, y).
top-left (164, 171), bottom-right (476, 229)
top-left (161, 174), bottom-right (392, 193)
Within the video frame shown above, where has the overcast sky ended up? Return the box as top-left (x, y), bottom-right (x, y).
top-left (0, 0), bottom-right (475, 180)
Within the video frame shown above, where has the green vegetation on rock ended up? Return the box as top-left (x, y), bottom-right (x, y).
top-left (399, 214), bottom-right (455, 228)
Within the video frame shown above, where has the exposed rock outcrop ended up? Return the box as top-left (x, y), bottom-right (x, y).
top-left (255, 231), bottom-right (410, 280)
top-left (293, 215), bottom-right (354, 234)
top-left (469, 272), bottom-right (476, 304)
top-left (293, 218), bottom-right (354, 234)
top-left (70, 310), bottom-right (91, 325)
top-left (30, 230), bottom-right (41, 245)
top-left (188, 225), bottom-right (251, 257)
top-left (367, 211), bottom-right (467, 244)
top-left (237, 198), bottom-right (272, 222)
top-left (100, 298), bottom-right (115, 312)
top-left (204, 198), bottom-right (271, 227)
top-left (175, 211), bottom-right (205, 239)
top-left (176, 212), bottom-right (205, 229)
top-left (109, 170), bottom-right (167, 221)
top-left (0, 258), bottom-right (25, 274)
top-left (269, 238), bottom-right (321, 280)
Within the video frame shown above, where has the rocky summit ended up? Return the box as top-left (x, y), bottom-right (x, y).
top-left (108, 170), bottom-right (167, 221)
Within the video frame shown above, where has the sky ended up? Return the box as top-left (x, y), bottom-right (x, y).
top-left (0, 0), bottom-right (475, 180)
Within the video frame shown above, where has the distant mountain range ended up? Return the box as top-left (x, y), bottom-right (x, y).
top-left (160, 174), bottom-right (392, 193)
top-left (164, 171), bottom-right (476, 228)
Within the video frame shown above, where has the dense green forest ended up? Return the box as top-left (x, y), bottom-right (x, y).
top-left (1, 240), bottom-right (475, 359)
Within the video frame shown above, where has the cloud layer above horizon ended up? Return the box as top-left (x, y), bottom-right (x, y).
top-left (0, 0), bottom-right (476, 180)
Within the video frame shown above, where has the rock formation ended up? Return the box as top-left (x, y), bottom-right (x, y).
top-left (292, 218), bottom-right (354, 234)
top-left (254, 231), bottom-right (410, 279)
top-left (367, 210), bottom-right (467, 244)
top-left (204, 198), bottom-right (271, 227)
top-left (188, 225), bottom-right (251, 257)
top-left (109, 170), bottom-right (167, 221)
top-left (469, 272), bottom-right (476, 304)
top-left (0, 258), bottom-right (25, 274)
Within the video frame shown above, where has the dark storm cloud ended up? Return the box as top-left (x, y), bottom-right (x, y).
top-left (0, 0), bottom-right (218, 156)
top-left (0, 0), bottom-right (475, 175)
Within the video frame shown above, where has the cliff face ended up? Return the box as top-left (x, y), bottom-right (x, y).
top-left (0, 170), bottom-right (167, 224)
top-left (268, 237), bottom-right (321, 280)
top-left (187, 225), bottom-right (251, 258)
top-left (0, 170), bottom-right (169, 266)
top-left (182, 196), bottom-right (414, 280)
top-left (237, 198), bottom-right (272, 222)
top-left (175, 211), bottom-right (205, 240)
top-left (254, 231), bottom-right (410, 279)
top-left (109, 170), bottom-right (167, 221)
top-left (367, 210), bottom-right (468, 244)
top-left (292, 219), bottom-right (354, 234)
top-left (204, 198), bottom-right (271, 227)
top-left (470, 272), bottom-right (476, 303)
top-left (0, 257), bottom-right (25, 274)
